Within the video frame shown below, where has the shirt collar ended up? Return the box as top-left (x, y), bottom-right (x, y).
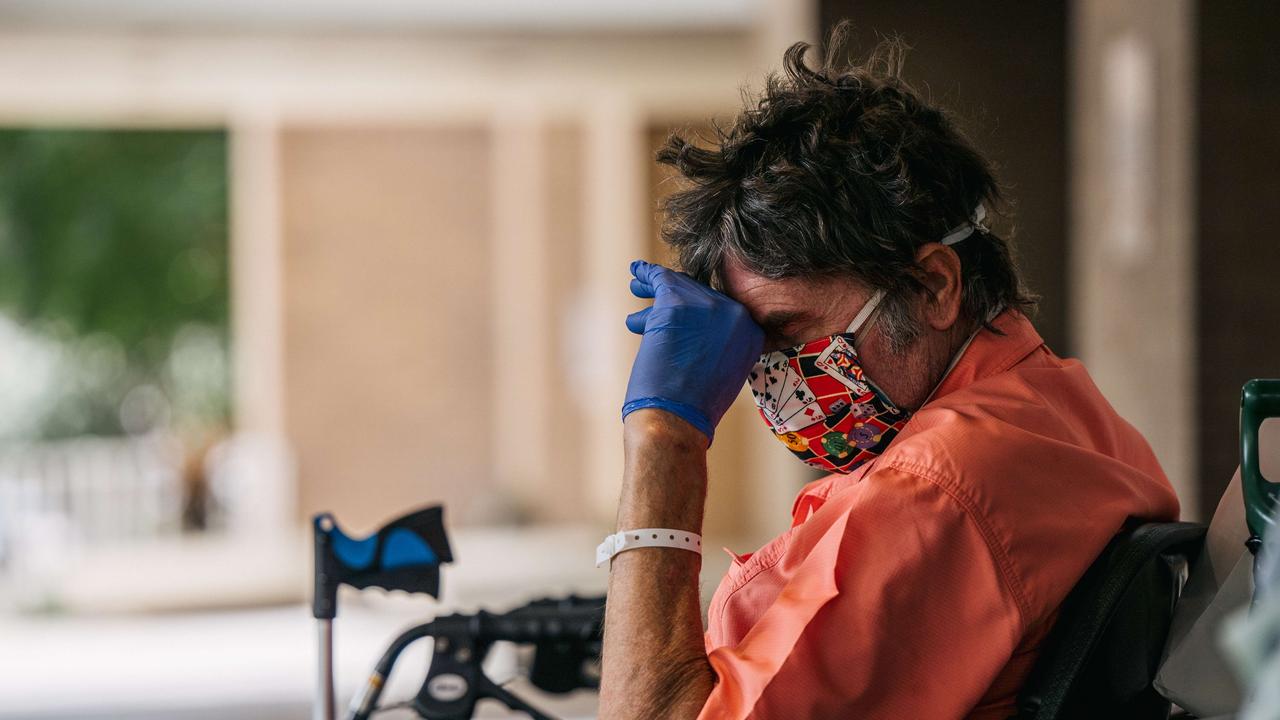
top-left (928, 309), bottom-right (1046, 403)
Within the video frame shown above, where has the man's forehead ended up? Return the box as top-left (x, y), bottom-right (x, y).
top-left (721, 257), bottom-right (808, 304)
top-left (720, 257), bottom-right (867, 317)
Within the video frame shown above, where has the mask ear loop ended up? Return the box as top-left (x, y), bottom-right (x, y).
top-left (919, 202), bottom-right (992, 407)
top-left (844, 289), bottom-right (886, 335)
top-left (938, 203), bottom-right (987, 247)
top-left (845, 203), bottom-right (985, 339)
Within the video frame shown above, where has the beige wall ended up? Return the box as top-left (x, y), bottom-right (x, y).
top-left (1071, 0), bottom-right (1197, 517)
top-left (280, 125), bottom-right (497, 528)
top-left (540, 125), bottom-right (591, 522)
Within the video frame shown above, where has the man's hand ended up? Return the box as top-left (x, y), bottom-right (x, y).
top-left (622, 260), bottom-right (765, 443)
top-left (601, 262), bottom-right (762, 720)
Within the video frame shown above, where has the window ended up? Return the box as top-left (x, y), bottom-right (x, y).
top-left (0, 129), bottom-right (230, 608)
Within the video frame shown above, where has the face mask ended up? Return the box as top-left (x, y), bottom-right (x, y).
top-left (747, 205), bottom-right (986, 474)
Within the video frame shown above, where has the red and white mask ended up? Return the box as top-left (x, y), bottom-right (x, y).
top-left (747, 205), bottom-right (985, 474)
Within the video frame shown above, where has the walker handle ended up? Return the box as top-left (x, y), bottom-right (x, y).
top-left (1241, 379), bottom-right (1280, 545)
top-left (312, 505), bottom-right (453, 620)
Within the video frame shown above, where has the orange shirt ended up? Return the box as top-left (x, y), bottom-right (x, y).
top-left (698, 310), bottom-right (1179, 719)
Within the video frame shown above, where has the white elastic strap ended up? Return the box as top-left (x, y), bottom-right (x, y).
top-left (939, 203), bottom-right (987, 246)
top-left (595, 528), bottom-right (702, 568)
top-left (843, 289), bottom-right (885, 334)
top-left (840, 203), bottom-right (986, 335)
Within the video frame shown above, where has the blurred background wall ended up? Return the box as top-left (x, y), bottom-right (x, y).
top-left (0, 1), bottom-right (1275, 718)
top-left (1196, 2), bottom-right (1280, 515)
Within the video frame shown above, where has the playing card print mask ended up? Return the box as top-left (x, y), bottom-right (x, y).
top-left (747, 205), bottom-right (986, 474)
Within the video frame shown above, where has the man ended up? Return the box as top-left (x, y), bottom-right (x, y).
top-left (596, 30), bottom-right (1179, 720)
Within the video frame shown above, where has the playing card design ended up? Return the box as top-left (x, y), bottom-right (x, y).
top-left (773, 367), bottom-right (804, 419)
top-left (764, 355), bottom-right (792, 418)
top-left (775, 399), bottom-right (828, 433)
top-left (748, 356), bottom-right (779, 418)
top-left (773, 376), bottom-right (813, 427)
top-left (747, 364), bottom-right (768, 408)
top-left (814, 336), bottom-right (871, 395)
top-left (748, 353), bottom-right (790, 422)
top-left (752, 323), bottom-right (912, 474)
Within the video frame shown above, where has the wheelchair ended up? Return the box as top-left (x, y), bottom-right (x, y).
top-left (314, 380), bottom-right (1280, 720)
top-left (1016, 378), bottom-right (1280, 720)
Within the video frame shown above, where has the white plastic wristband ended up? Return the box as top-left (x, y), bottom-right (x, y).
top-left (595, 528), bottom-right (702, 568)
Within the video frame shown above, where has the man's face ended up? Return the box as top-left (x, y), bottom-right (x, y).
top-left (720, 256), bottom-right (941, 412)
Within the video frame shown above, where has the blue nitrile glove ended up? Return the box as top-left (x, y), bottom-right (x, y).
top-left (622, 260), bottom-right (765, 443)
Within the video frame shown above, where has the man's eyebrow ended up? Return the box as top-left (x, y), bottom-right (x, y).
top-left (757, 309), bottom-right (808, 332)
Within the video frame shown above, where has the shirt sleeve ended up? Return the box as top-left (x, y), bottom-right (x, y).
top-left (698, 463), bottom-right (1028, 719)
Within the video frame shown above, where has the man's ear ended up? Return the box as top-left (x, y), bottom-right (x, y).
top-left (913, 243), bottom-right (963, 331)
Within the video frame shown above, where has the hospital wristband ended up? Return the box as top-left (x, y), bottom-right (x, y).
top-left (595, 529), bottom-right (702, 568)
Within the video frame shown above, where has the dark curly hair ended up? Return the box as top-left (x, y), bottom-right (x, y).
top-left (656, 22), bottom-right (1036, 350)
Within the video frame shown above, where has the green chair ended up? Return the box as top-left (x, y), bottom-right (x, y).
top-left (1241, 379), bottom-right (1280, 569)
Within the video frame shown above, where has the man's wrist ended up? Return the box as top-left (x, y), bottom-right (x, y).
top-left (621, 398), bottom-right (714, 443)
top-left (623, 407), bottom-right (710, 451)
top-left (618, 409), bottom-right (709, 532)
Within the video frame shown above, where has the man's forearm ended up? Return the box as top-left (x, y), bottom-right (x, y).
top-left (599, 409), bottom-right (716, 720)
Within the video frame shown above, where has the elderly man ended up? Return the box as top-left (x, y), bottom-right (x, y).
top-left (596, 31), bottom-right (1180, 720)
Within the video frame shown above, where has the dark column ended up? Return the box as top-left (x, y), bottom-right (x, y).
top-left (818, 1), bottom-right (1069, 353)
top-left (1196, 2), bottom-right (1280, 513)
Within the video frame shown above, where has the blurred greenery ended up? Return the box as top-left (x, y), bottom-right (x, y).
top-left (0, 128), bottom-right (229, 439)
